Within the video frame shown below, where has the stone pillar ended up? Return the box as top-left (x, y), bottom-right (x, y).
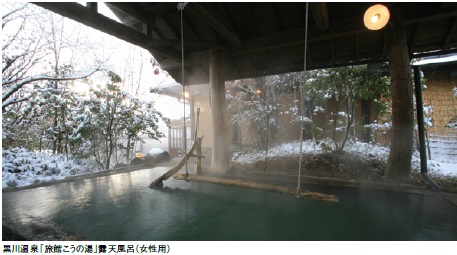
top-left (209, 49), bottom-right (230, 172)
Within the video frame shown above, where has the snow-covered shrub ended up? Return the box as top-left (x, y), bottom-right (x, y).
top-left (2, 147), bottom-right (94, 188)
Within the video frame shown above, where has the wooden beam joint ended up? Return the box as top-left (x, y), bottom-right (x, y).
top-left (186, 3), bottom-right (243, 48)
top-left (310, 2), bottom-right (330, 32)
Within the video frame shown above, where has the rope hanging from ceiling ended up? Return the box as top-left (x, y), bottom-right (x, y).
top-left (178, 2), bottom-right (189, 175)
top-left (297, 2), bottom-right (309, 195)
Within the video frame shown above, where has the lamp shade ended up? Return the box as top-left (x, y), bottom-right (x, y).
top-left (364, 4), bottom-right (390, 30)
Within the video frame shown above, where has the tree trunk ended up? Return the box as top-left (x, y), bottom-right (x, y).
top-left (126, 138), bottom-right (131, 162)
top-left (209, 50), bottom-right (230, 172)
top-left (385, 13), bottom-right (414, 183)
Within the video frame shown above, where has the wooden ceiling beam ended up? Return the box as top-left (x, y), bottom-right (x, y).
top-left (33, 2), bottom-right (181, 62)
top-left (230, 29), bottom-right (305, 57)
top-left (158, 15), bottom-right (179, 39)
top-left (159, 50), bottom-right (211, 71)
top-left (147, 39), bottom-right (228, 51)
top-left (310, 2), bottom-right (330, 32)
top-left (356, 34), bottom-right (360, 57)
top-left (106, 2), bottom-right (153, 26)
top-left (273, 3), bottom-right (284, 33)
top-left (143, 3), bottom-right (177, 15)
top-left (405, 8), bottom-right (457, 25)
top-left (382, 30), bottom-right (390, 58)
top-left (442, 16), bottom-right (457, 49)
top-left (86, 2), bottom-right (97, 13)
top-left (230, 21), bottom-right (367, 57)
top-left (408, 23), bottom-right (421, 56)
top-left (307, 43), bottom-right (313, 67)
top-left (182, 12), bottom-right (201, 41)
top-left (186, 3), bottom-right (243, 48)
top-left (106, 2), bottom-right (166, 38)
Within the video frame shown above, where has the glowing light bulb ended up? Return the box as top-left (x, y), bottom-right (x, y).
top-left (364, 4), bottom-right (390, 30)
top-left (371, 14), bottom-right (380, 23)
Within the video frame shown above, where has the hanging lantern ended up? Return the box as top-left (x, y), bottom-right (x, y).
top-left (152, 59), bottom-right (160, 75)
top-left (364, 4), bottom-right (390, 30)
top-left (153, 66), bottom-right (160, 75)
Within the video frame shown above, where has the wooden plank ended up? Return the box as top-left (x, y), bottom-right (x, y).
top-left (173, 174), bottom-right (339, 203)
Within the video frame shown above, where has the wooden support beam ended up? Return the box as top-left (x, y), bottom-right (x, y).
top-left (34, 3), bottom-right (143, 45)
top-left (310, 2), bottom-right (330, 32)
top-left (143, 2), bottom-right (177, 15)
top-left (382, 30), bottom-right (390, 58)
top-left (159, 50), bottom-right (210, 72)
top-left (186, 3), bottom-right (243, 47)
top-left (86, 2), bottom-right (97, 13)
top-left (442, 16), bottom-right (457, 49)
top-left (405, 8), bottom-right (457, 25)
top-left (147, 39), bottom-right (228, 51)
top-left (209, 50), bottom-right (230, 172)
top-left (107, 3), bottom-right (164, 39)
top-left (230, 22), bottom-right (365, 58)
top-left (33, 2), bottom-right (182, 62)
top-left (355, 33), bottom-right (360, 57)
top-left (106, 2), bottom-right (152, 26)
top-left (408, 23), bottom-right (421, 57)
top-left (307, 42), bottom-right (313, 66)
top-left (385, 12), bottom-right (414, 183)
top-left (158, 15), bottom-right (179, 39)
top-left (173, 174), bottom-right (339, 203)
top-left (196, 137), bottom-right (203, 174)
top-left (272, 3), bottom-right (283, 32)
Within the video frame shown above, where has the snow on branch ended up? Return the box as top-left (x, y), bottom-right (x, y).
top-left (2, 69), bottom-right (100, 109)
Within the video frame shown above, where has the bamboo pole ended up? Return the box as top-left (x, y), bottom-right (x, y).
top-left (173, 173), bottom-right (339, 203)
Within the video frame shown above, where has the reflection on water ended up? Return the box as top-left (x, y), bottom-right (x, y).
top-left (3, 167), bottom-right (457, 240)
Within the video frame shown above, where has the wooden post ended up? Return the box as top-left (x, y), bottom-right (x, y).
top-left (168, 127), bottom-right (171, 156)
top-left (209, 49), bottom-right (230, 172)
top-left (196, 137), bottom-right (203, 174)
top-left (385, 12), bottom-right (414, 183)
top-left (413, 66), bottom-right (440, 191)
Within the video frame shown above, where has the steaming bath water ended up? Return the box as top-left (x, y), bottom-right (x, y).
top-left (2, 167), bottom-right (457, 240)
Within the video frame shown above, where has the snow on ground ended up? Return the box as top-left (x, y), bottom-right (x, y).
top-left (2, 148), bottom-right (96, 189)
top-left (147, 148), bottom-right (164, 155)
top-left (235, 140), bottom-right (390, 164)
top-left (2, 140), bottom-right (456, 189)
top-left (235, 140), bottom-right (457, 177)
